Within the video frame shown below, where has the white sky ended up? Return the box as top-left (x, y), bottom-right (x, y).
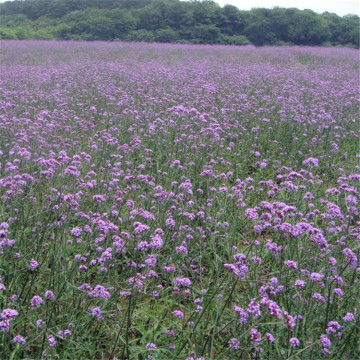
top-left (215, 0), bottom-right (359, 16)
top-left (0, 0), bottom-right (358, 16)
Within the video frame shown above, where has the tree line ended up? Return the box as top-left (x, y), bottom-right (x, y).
top-left (0, 0), bottom-right (358, 47)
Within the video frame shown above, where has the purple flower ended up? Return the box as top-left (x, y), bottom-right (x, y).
top-left (228, 338), bottom-right (240, 349)
top-left (247, 299), bottom-right (261, 318)
top-left (172, 277), bottom-right (192, 287)
top-left (29, 259), bottom-right (39, 270)
top-left (150, 234), bottom-right (163, 249)
top-left (326, 321), bottom-right (342, 334)
top-left (310, 272), bottom-right (324, 282)
top-left (137, 241), bottom-right (149, 251)
top-left (313, 293), bottom-right (326, 303)
top-left (0, 320), bottom-right (10, 333)
top-left (250, 328), bottom-right (262, 344)
top-left (71, 227), bottom-right (82, 237)
top-left (319, 334), bottom-right (331, 348)
top-left (343, 312), bottom-right (355, 322)
top-left (342, 248), bottom-right (358, 268)
top-left (294, 280), bottom-right (306, 289)
top-left (30, 295), bottom-right (44, 308)
top-left (48, 334), bottom-right (56, 347)
top-left (44, 290), bottom-right (55, 299)
top-left (303, 157), bottom-right (319, 168)
top-left (333, 288), bottom-right (344, 297)
top-left (165, 217), bottom-right (175, 228)
top-left (284, 312), bottom-right (296, 330)
top-left (88, 285), bottom-right (110, 299)
top-left (1, 309), bottom-right (19, 319)
top-left (173, 310), bottom-right (184, 320)
top-left (146, 343), bottom-right (156, 350)
top-left (290, 337), bottom-right (300, 348)
top-left (90, 307), bottom-right (102, 316)
top-left (265, 333), bottom-right (275, 343)
top-left (12, 335), bottom-right (26, 345)
top-left (233, 306), bottom-right (248, 324)
top-left (133, 222), bottom-right (150, 234)
top-left (284, 260), bottom-right (298, 269)
top-left (266, 300), bottom-right (282, 318)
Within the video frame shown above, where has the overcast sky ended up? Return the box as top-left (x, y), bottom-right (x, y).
top-left (0, 0), bottom-right (358, 16)
top-left (215, 0), bottom-right (359, 16)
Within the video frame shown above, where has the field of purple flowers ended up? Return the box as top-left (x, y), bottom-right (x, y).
top-left (0, 41), bottom-right (359, 359)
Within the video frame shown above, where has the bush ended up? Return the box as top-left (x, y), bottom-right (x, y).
top-left (0, 27), bottom-right (18, 39)
top-left (154, 28), bottom-right (178, 43)
top-left (221, 34), bottom-right (250, 45)
top-left (126, 29), bottom-right (155, 42)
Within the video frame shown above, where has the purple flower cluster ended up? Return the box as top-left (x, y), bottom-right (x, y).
top-left (0, 41), bottom-right (358, 359)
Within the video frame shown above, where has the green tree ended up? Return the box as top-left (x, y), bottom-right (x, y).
top-left (164, 1), bottom-right (191, 30)
top-left (155, 27), bottom-right (178, 42)
top-left (189, 0), bottom-right (220, 26)
top-left (192, 24), bottom-right (221, 43)
top-left (288, 10), bottom-right (330, 45)
top-left (0, 27), bottom-right (18, 39)
top-left (126, 29), bottom-right (155, 42)
top-left (108, 9), bottom-right (137, 39)
top-left (245, 9), bottom-right (277, 45)
top-left (218, 5), bottom-right (247, 36)
top-left (133, 1), bottom-right (166, 31)
top-left (0, 0), bottom-right (358, 46)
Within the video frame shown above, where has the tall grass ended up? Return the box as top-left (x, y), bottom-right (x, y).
top-left (0, 41), bottom-right (359, 359)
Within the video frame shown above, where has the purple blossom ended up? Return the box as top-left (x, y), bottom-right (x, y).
top-left (303, 157), bottom-right (319, 168)
top-left (228, 338), bottom-right (240, 349)
top-left (29, 259), bottom-right (39, 270)
top-left (342, 248), bottom-right (358, 268)
top-left (146, 343), bottom-right (156, 350)
top-left (12, 335), bottom-right (26, 345)
top-left (172, 277), bottom-right (192, 287)
top-left (342, 312), bottom-right (355, 322)
top-left (265, 333), bottom-right (275, 343)
top-left (313, 293), bottom-right (326, 303)
top-left (250, 328), bottom-right (262, 344)
top-left (290, 337), bottom-right (300, 348)
top-left (319, 334), bottom-right (331, 348)
top-left (294, 280), bottom-right (306, 289)
top-left (71, 227), bottom-right (82, 237)
top-left (0, 320), bottom-right (10, 333)
top-left (1, 309), bottom-right (19, 319)
top-left (247, 299), bottom-right (261, 318)
top-left (30, 296), bottom-right (44, 308)
top-left (44, 290), bottom-right (55, 300)
top-left (48, 334), bottom-right (56, 347)
top-left (88, 285), bottom-right (110, 299)
top-left (284, 260), bottom-right (298, 269)
top-left (173, 310), bottom-right (184, 320)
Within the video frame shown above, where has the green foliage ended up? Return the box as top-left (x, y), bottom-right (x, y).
top-left (287, 9), bottom-right (331, 45)
top-left (221, 34), bottom-right (250, 45)
top-left (245, 10), bottom-right (278, 46)
top-left (0, 0), bottom-right (358, 46)
top-left (155, 28), bottom-right (178, 42)
top-left (192, 24), bottom-right (221, 43)
top-left (217, 5), bottom-right (248, 36)
top-left (0, 27), bottom-right (18, 39)
top-left (126, 29), bottom-right (155, 42)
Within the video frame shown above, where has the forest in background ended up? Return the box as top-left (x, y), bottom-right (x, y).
top-left (0, 0), bottom-right (359, 47)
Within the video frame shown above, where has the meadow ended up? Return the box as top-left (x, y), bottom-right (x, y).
top-left (0, 41), bottom-right (359, 359)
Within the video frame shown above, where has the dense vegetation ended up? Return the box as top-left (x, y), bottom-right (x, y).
top-left (0, 0), bottom-right (359, 47)
top-left (0, 41), bottom-right (359, 359)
